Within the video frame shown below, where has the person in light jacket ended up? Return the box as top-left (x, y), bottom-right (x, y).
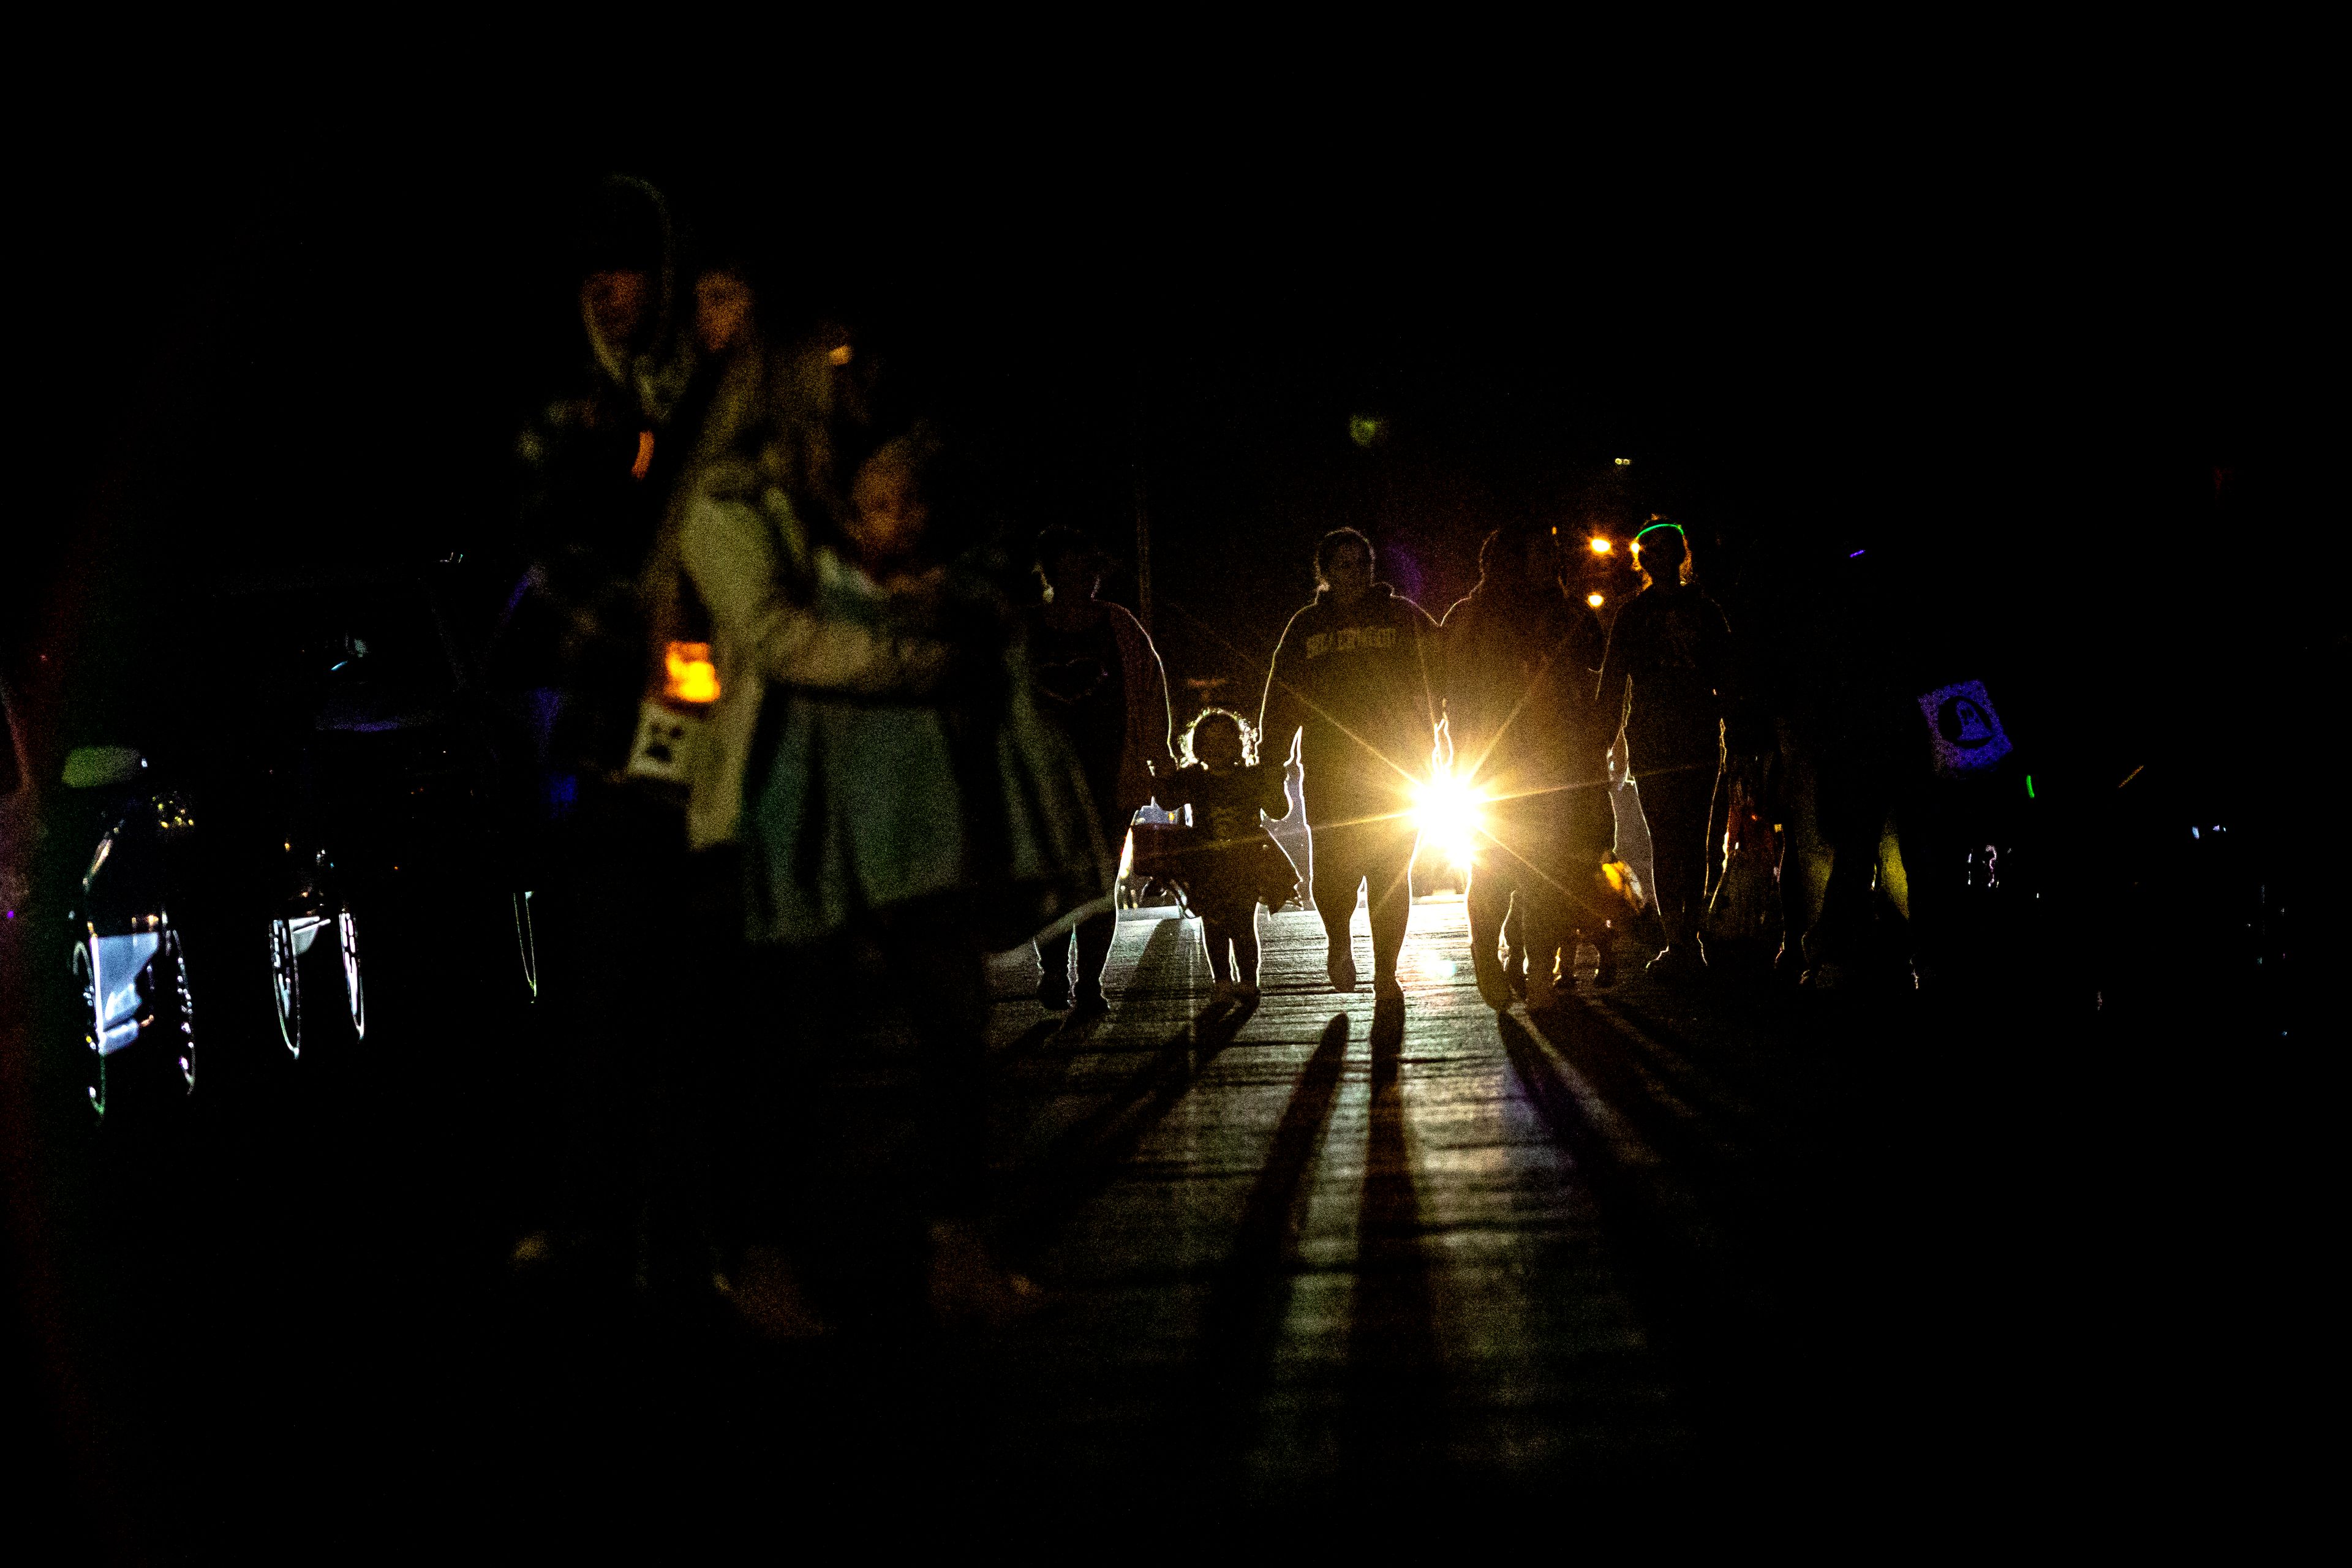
top-left (663, 335), bottom-right (1106, 1333)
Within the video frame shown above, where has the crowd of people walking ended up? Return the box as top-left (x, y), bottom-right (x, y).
top-left (489, 176), bottom-right (1757, 1338)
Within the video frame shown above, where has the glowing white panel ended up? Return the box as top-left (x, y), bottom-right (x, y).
top-left (92, 932), bottom-right (162, 1055)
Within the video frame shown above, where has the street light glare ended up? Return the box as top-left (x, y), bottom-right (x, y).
top-left (1586, 592), bottom-right (1605, 608)
top-left (1588, 537), bottom-right (1612, 554)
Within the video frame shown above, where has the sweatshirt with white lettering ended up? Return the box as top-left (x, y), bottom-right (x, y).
top-left (1258, 583), bottom-right (1443, 824)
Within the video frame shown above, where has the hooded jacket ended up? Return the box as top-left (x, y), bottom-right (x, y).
top-left (1259, 582), bottom-right (1442, 823)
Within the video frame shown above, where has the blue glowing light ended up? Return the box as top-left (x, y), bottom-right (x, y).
top-left (2190, 826), bottom-right (2200, 840)
top-left (1849, 549), bottom-right (1865, 558)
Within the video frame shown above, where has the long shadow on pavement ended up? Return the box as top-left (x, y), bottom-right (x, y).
top-left (1340, 996), bottom-right (1447, 1488)
top-left (1177, 1013), bottom-right (1352, 1485)
top-left (1498, 994), bottom-right (1959, 1509)
top-left (1004, 1001), bottom-right (1254, 1259)
top-left (1495, 1004), bottom-right (1744, 1477)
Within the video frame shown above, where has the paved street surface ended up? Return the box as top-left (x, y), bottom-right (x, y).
top-left (37, 890), bottom-right (2130, 1550)
top-left (976, 900), bottom-right (1691, 1508)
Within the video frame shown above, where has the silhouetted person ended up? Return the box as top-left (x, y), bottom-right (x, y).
top-left (492, 175), bottom-right (715, 1278)
top-left (1596, 521), bottom-right (1733, 978)
top-left (1260, 528), bottom-right (1443, 1003)
top-left (1024, 527), bottom-right (1174, 1014)
top-left (1775, 544), bottom-right (1971, 990)
top-left (1442, 524), bottom-right (1613, 1008)
top-left (1154, 707), bottom-right (1297, 1003)
top-left (501, 185), bottom-right (760, 668)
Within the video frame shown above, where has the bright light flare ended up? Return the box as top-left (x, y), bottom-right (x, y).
top-left (663, 642), bottom-right (721, 705)
top-left (1588, 537), bottom-right (1613, 554)
top-left (1586, 591), bottom-right (1605, 608)
top-left (1412, 770), bottom-right (1485, 869)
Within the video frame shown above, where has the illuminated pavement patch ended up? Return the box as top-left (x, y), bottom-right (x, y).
top-left (977, 898), bottom-right (1693, 1502)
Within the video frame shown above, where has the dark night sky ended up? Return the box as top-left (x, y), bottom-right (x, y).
top-left (10, 132), bottom-right (2333, 816)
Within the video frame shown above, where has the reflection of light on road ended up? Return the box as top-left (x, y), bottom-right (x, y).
top-left (1412, 771), bottom-right (1485, 870)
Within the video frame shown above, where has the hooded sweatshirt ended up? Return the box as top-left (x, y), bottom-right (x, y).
top-left (1259, 582), bottom-right (1442, 824)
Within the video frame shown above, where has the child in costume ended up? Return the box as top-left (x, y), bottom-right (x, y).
top-left (1154, 707), bottom-right (1297, 1003)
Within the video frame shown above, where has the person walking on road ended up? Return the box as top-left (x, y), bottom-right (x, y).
top-left (1154, 707), bottom-right (1297, 1005)
top-left (1023, 526), bottom-right (1174, 1014)
top-left (1596, 520), bottom-right (1735, 979)
top-left (1259, 527), bottom-right (1444, 1004)
top-left (672, 339), bottom-right (1107, 1334)
top-left (491, 175), bottom-right (725, 1286)
top-left (1442, 523), bottom-right (1613, 1009)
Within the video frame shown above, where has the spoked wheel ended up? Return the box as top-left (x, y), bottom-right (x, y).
top-left (159, 925), bottom-right (194, 1090)
top-left (72, 935), bottom-right (101, 1115)
top-left (273, 910), bottom-right (363, 1057)
top-left (269, 916), bottom-right (304, 1058)
top-left (337, 911), bottom-right (364, 1041)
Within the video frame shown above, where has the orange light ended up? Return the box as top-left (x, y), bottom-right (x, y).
top-left (1586, 592), bottom-right (1605, 608)
top-left (631, 430), bottom-right (655, 480)
top-left (663, 642), bottom-right (721, 705)
top-left (827, 344), bottom-right (853, 366)
top-left (1588, 537), bottom-right (1612, 554)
